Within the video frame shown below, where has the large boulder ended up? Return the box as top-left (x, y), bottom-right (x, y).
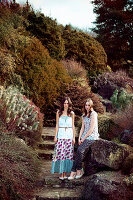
top-left (90, 139), bottom-right (129, 170)
top-left (80, 171), bottom-right (133, 200)
top-left (84, 148), bottom-right (110, 176)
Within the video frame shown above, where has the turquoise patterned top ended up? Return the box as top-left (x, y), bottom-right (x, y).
top-left (81, 111), bottom-right (99, 140)
top-left (57, 115), bottom-right (73, 139)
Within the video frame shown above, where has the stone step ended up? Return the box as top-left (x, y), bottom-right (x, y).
top-left (36, 149), bottom-right (54, 160)
top-left (37, 140), bottom-right (55, 150)
top-left (43, 175), bottom-right (88, 188)
top-left (35, 185), bottom-right (84, 200)
top-left (42, 133), bottom-right (54, 141)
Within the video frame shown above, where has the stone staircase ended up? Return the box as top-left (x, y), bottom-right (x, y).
top-left (36, 127), bottom-right (55, 160)
top-left (34, 127), bottom-right (86, 200)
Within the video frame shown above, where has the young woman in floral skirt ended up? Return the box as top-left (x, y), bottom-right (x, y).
top-left (51, 97), bottom-right (75, 180)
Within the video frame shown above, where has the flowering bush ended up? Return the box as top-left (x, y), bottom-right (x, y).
top-left (0, 85), bottom-right (43, 146)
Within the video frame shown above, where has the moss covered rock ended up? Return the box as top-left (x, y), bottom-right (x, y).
top-left (91, 139), bottom-right (129, 170)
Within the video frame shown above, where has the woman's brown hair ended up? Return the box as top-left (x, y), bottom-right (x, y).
top-left (83, 98), bottom-right (93, 118)
top-left (59, 97), bottom-right (72, 116)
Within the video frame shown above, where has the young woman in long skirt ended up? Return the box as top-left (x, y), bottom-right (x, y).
top-left (51, 97), bottom-right (75, 180)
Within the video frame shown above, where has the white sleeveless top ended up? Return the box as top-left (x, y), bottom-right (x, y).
top-left (57, 115), bottom-right (73, 139)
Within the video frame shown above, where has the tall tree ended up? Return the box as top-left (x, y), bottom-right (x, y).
top-left (92, 0), bottom-right (133, 70)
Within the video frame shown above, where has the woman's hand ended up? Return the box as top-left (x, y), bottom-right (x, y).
top-left (79, 138), bottom-right (85, 145)
top-left (78, 138), bottom-right (82, 145)
top-left (72, 138), bottom-right (75, 145)
top-left (54, 136), bottom-right (57, 144)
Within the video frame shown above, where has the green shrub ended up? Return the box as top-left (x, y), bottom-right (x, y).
top-left (0, 85), bottom-right (43, 147)
top-left (0, 19), bottom-right (14, 47)
top-left (110, 89), bottom-right (133, 110)
top-left (98, 113), bottom-right (117, 140)
top-left (15, 37), bottom-right (72, 110)
top-left (25, 10), bottom-right (108, 77)
top-left (0, 133), bottom-right (41, 200)
top-left (62, 25), bottom-right (108, 77)
top-left (26, 11), bottom-right (66, 60)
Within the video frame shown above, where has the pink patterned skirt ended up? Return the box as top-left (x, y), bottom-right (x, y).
top-left (51, 139), bottom-right (74, 173)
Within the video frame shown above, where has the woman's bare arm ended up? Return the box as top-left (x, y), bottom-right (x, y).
top-left (78, 119), bottom-right (85, 144)
top-left (54, 110), bottom-right (59, 143)
top-left (71, 111), bottom-right (76, 145)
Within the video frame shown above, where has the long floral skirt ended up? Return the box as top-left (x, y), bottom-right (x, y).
top-left (51, 139), bottom-right (74, 174)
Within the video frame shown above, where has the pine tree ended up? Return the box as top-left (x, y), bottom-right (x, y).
top-left (92, 0), bottom-right (133, 70)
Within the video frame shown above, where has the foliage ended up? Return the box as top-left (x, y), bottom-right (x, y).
top-left (25, 9), bottom-right (108, 77)
top-left (0, 133), bottom-right (41, 200)
top-left (92, 0), bottom-right (133, 70)
top-left (98, 113), bottom-right (117, 140)
top-left (0, 49), bottom-right (15, 84)
top-left (15, 36), bottom-right (72, 110)
top-left (107, 103), bottom-right (133, 144)
top-left (0, 4), bottom-right (25, 48)
top-left (93, 70), bottom-right (133, 99)
top-left (62, 59), bottom-right (88, 86)
top-left (26, 11), bottom-right (66, 60)
top-left (44, 82), bottom-right (104, 126)
top-left (110, 88), bottom-right (133, 110)
top-left (0, 85), bottom-right (43, 147)
top-left (113, 103), bottom-right (133, 134)
top-left (97, 103), bottom-right (133, 141)
top-left (62, 25), bottom-right (108, 77)
top-left (0, 18), bottom-right (14, 47)
top-left (0, 4), bottom-right (71, 112)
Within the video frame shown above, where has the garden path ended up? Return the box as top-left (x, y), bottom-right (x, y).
top-left (34, 127), bottom-right (88, 200)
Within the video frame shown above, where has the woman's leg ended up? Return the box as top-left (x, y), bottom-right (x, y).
top-left (71, 139), bottom-right (95, 172)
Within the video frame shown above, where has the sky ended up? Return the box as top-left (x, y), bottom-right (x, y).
top-left (16, 0), bottom-right (96, 30)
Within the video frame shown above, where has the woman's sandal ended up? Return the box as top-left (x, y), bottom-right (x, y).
top-left (59, 176), bottom-right (64, 180)
top-left (68, 174), bottom-right (76, 180)
top-left (75, 168), bottom-right (84, 179)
